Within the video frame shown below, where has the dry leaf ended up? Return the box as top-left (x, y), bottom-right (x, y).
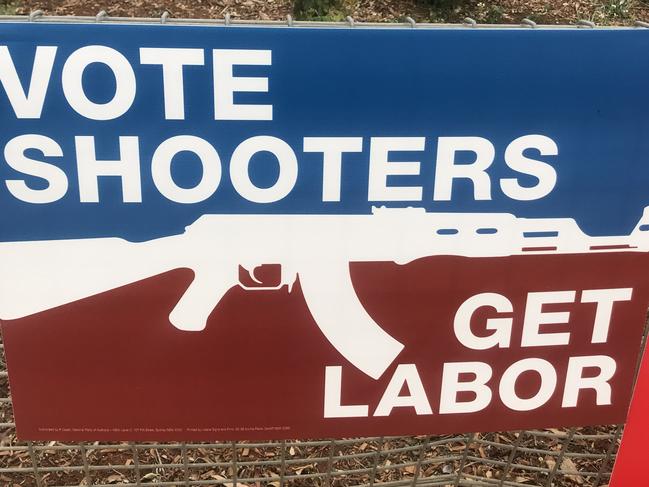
top-left (211, 475), bottom-right (251, 487)
top-left (140, 472), bottom-right (159, 482)
top-left (106, 474), bottom-right (124, 484)
top-left (562, 458), bottom-right (584, 485)
top-left (201, 470), bottom-right (221, 480)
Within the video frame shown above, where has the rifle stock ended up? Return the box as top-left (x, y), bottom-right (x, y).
top-left (0, 235), bottom-right (185, 321)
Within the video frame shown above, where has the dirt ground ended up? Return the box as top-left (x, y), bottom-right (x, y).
top-left (4, 0), bottom-right (649, 25)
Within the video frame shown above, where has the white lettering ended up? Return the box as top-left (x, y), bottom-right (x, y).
top-left (501, 135), bottom-right (558, 201)
top-left (454, 293), bottom-right (513, 350)
top-left (324, 366), bottom-right (369, 418)
top-left (439, 362), bottom-right (493, 414)
top-left (230, 136), bottom-right (298, 203)
top-left (562, 355), bottom-right (617, 407)
top-left (75, 136), bottom-right (142, 202)
top-left (213, 49), bottom-right (272, 121)
top-left (368, 137), bottom-right (424, 201)
top-left (433, 137), bottom-right (495, 201)
top-left (303, 137), bottom-right (363, 202)
top-left (151, 135), bottom-right (221, 204)
top-left (139, 48), bottom-right (205, 120)
top-left (521, 291), bottom-right (575, 347)
top-left (581, 288), bottom-right (633, 344)
top-left (0, 46), bottom-right (57, 118)
top-left (499, 358), bottom-right (557, 411)
top-left (374, 364), bottom-right (433, 416)
top-left (4, 134), bottom-right (67, 203)
top-left (62, 46), bottom-right (136, 120)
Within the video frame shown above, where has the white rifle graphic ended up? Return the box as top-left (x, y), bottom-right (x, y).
top-left (2, 206), bottom-right (649, 380)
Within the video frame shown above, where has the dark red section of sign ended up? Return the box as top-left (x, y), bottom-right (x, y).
top-left (2, 253), bottom-right (648, 441)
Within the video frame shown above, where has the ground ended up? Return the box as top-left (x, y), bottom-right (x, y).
top-left (0, 0), bottom-right (647, 24)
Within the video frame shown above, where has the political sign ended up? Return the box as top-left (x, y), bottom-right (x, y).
top-left (1, 22), bottom-right (649, 441)
top-left (610, 342), bottom-right (649, 485)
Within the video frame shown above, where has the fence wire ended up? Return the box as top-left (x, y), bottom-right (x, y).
top-left (0, 12), bottom-right (649, 27)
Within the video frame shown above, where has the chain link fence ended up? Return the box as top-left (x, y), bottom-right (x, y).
top-left (2, 11), bottom-right (649, 27)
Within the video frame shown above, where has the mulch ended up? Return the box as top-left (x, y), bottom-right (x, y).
top-left (11, 0), bottom-right (649, 24)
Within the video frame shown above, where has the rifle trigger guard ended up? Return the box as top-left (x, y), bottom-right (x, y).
top-left (239, 283), bottom-right (285, 291)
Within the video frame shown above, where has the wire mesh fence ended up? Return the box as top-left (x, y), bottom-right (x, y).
top-left (0, 333), bottom-right (626, 487)
top-left (1, 11), bottom-right (649, 28)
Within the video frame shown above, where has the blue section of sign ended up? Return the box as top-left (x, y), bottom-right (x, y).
top-left (0, 23), bottom-right (648, 242)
